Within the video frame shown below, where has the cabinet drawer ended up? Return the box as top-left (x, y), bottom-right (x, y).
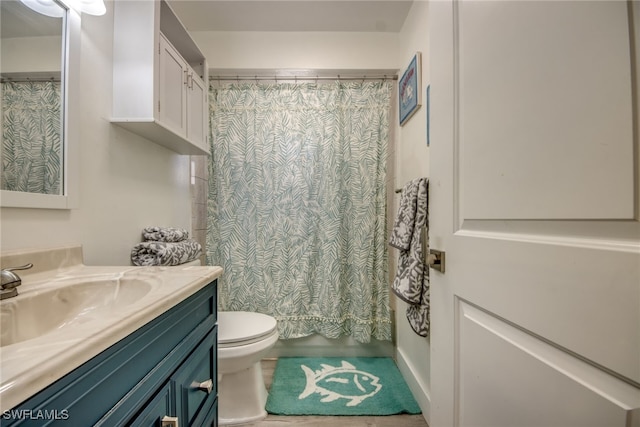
top-left (174, 327), bottom-right (218, 426)
top-left (129, 383), bottom-right (174, 427)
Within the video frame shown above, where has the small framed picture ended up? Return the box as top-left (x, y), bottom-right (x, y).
top-left (399, 52), bottom-right (422, 126)
top-left (426, 84), bottom-right (430, 146)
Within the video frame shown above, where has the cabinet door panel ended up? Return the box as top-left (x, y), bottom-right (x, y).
top-left (174, 327), bottom-right (218, 426)
top-left (187, 73), bottom-right (207, 147)
top-left (129, 383), bottom-right (174, 427)
top-left (158, 35), bottom-right (187, 137)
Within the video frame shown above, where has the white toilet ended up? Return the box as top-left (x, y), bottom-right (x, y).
top-left (217, 311), bottom-right (279, 426)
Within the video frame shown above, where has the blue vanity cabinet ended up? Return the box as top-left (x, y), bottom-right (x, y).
top-left (2, 280), bottom-right (218, 427)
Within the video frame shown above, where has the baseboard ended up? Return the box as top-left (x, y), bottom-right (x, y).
top-left (396, 347), bottom-right (431, 425)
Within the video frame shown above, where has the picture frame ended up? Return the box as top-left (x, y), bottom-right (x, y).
top-left (399, 52), bottom-right (422, 126)
top-left (426, 84), bottom-right (430, 146)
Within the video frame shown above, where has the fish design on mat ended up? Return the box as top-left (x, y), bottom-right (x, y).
top-left (298, 360), bottom-right (382, 406)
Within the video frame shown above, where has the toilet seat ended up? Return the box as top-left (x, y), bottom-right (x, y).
top-left (218, 311), bottom-right (278, 348)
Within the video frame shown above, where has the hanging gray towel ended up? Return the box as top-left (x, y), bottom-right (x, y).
top-left (389, 178), bottom-right (430, 337)
top-left (389, 179), bottom-right (421, 251)
top-left (131, 239), bottom-right (202, 266)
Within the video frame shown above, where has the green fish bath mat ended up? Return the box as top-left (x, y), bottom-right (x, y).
top-left (265, 357), bottom-right (421, 416)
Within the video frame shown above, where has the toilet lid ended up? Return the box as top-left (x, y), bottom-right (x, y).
top-left (218, 311), bottom-right (278, 346)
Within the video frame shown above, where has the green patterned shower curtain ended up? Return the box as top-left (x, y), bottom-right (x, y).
top-left (207, 81), bottom-right (392, 343)
top-left (1, 81), bottom-right (62, 194)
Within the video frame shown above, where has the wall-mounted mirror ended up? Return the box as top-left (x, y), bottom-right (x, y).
top-left (0, 0), bottom-right (79, 209)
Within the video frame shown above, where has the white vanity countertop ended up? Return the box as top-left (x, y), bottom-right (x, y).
top-left (0, 245), bottom-right (223, 412)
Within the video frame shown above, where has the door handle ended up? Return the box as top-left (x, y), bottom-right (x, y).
top-left (420, 225), bottom-right (445, 273)
top-left (194, 379), bottom-right (213, 394)
top-left (161, 416), bottom-right (179, 427)
top-left (427, 249), bottom-right (445, 273)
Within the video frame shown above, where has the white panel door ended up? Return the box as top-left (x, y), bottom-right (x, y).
top-left (158, 34), bottom-right (187, 138)
top-left (429, 1), bottom-right (640, 426)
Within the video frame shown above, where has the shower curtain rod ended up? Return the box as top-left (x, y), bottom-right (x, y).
top-left (209, 74), bottom-right (398, 82)
top-left (1, 71), bottom-right (61, 83)
top-left (1, 77), bottom-right (61, 83)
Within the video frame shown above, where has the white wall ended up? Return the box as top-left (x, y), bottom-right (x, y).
top-left (393, 0), bottom-right (432, 422)
top-left (192, 31), bottom-right (399, 71)
top-left (1, 37), bottom-right (62, 73)
top-left (0, 3), bottom-right (192, 266)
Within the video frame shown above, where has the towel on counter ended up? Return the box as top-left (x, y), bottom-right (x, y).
top-left (142, 226), bottom-right (189, 243)
top-left (131, 239), bottom-right (202, 266)
top-left (390, 178), bottom-right (430, 337)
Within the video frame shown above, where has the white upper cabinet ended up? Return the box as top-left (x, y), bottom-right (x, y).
top-left (112, 0), bottom-right (209, 155)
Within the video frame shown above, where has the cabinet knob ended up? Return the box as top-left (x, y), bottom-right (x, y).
top-left (195, 379), bottom-right (213, 394)
top-left (161, 415), bottom-right (179, 427)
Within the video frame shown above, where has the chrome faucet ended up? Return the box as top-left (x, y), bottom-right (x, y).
top-left (1, 263), bottom-right (33, 300)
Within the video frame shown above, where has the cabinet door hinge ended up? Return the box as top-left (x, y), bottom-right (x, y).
top-left (158, 100), bottom-right (161, 112)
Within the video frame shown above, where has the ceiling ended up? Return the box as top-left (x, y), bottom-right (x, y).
top-left (167, 1), bottom-right (414, 33)
top-left (1, 1), bottom-right (63, 38)
top-left (1, 1), bottom-right (414, 37)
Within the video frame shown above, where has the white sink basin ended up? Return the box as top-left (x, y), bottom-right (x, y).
top-left (0, 278), bottom-right (152, 347)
